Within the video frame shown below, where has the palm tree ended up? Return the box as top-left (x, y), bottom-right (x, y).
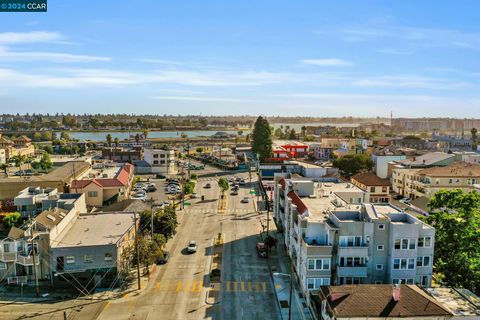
top-left (143, 130), bottom-right (149, 139)
top-left (301, 126), bottom-right (307, 138)
top-left (135, 134), bottom-right (141, 144)
top-left (114, 137), bottom-right (119, 147)
top-left (106, 134), bottom-right (112, 147)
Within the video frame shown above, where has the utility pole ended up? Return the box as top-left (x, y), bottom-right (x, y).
top-left (288, 259), bottom-right (293, 320)
top-left (30, 225), bottom-right (39, 297)
top-left (134, 211), bottom-right (141, 290)
top-left (150, 197), bottom-right (154, 239)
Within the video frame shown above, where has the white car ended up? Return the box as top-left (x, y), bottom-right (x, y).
top-left (187, 240), bottom-right (197, 253)
top-left (131, 191), bottom-right (146, 200)
top-left (241, 197), bottom-right (250, 203)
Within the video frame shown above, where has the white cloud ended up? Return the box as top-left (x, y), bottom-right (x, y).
top-left (0, 31), bottom-right (63, 44)
top-left (350, 75), bottom-right (472, 90)
top-left (0, 47), bottom-right (111, 62)
top-left (300, 58), bottom-right (352, 66)
top-left (150, 95), bottom-right (246, 102)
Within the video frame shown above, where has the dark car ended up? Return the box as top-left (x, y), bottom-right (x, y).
top-left (158, 251), bottom-right (170, 264)
top-left (393, 194), bottom-right (403, 200)
top-left (204, 183), bottom-right (212, 189)
top-left (146, 185), bottom-right (157, 192)
top-left (156, 174), bottom-right (166, 179)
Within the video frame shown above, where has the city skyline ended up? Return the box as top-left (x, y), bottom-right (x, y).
top-left (1, 1), bottom-right (480, 117)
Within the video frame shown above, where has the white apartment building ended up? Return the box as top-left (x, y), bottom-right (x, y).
top-left (274, 175), bottom-right (435, 299)
top-left (143, 148), bottom-right (176, 174)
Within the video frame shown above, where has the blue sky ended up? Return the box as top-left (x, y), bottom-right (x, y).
top-left (0, 0), bottom-right (480, 117)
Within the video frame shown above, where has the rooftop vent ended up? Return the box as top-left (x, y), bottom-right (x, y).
top-left (46, 214), bottom-right (56, 222)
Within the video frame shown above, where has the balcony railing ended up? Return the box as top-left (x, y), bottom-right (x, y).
top-left (7, 276), bottom-right (28, 285)
top-left (337, 266), bottom-right (368, 277)
top-left (16, 254), bottom-right (40, 265)
top-left (0, 252), bottom-right (17, 261)
top-left (338, 246), bottom-right (369, 257)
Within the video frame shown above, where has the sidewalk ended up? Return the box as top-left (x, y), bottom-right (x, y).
top-left (267, 232), bottom-right (312, 320)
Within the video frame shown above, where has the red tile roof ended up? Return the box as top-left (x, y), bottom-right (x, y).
top-left (351, 172), bottom-right (391, 187)
top-left (71, 164), bottom-right (133, 189)
top-left (287, 191), bottom-right (308, 214)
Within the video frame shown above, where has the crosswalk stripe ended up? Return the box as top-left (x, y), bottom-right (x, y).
top-left (153, 280), bottom-right (267, 293)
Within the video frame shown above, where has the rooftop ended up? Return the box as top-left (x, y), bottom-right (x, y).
top-left (52, 212), bottom-right (135, 248)
top-left (399, 152), bottom-right (455, 167)
top-left (425, 287), bottom-right (480, 317)
top-left (417, 161), bottom-right (480, 177)
top-left (351, 172), bottom-right (390, 186)
top-left (314, 285), bottom-right (452, 318)
top-left (299, 182), bottom-right (364, 221)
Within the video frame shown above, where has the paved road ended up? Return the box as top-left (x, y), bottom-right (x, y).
top-left (0, 164), bottom-right (280, 320)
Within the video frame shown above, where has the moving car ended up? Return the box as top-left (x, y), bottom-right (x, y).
top-left (204, 183), bottom-right (211, 189)
top-left (241, 197), bottom-right (250, 203)
top-left (187, 240), bottom-right (197, 253)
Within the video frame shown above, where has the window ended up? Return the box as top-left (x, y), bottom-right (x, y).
top-left (370, 187), bottom-right (375, 192)
top-left (0, 261), bottom-right (6, 269)
top-left (382, 186), bottom-right (388, 193)
top-left (416, 256), bottom-right (430, 267)
top-left (449, 178), bottom-right (453, 184)
top-left (153, 154), bottom-right (158, 158)
top-left (375, 281), bottom-right (382, 284)
top-left (84, 255), bottom-right (93, 263)
top-left (377, 245), bottom-right (384, 251)
top-left (376, 264), bottom-right (383, 270)
top-left (339, 257), bottom-right (366, 267)
top-left (307, 258), bottom-right (330, 270)
top-left (160, 154), bottom-right (165, 158)
top-left (339, 236), bottom-right (362, 247)
top-left (393, 258), bottom-right (415, 270)
top-left (66, 256), bottom-right (75, 264)
top-left (307, 278), bottom-right (330, 290)
top-left (104, 253), bottom-right (113, 261)
top-left (340, 277), bottom-right (361, 285)
top-left (160, 160), bottom-right (165, 164)
top-left (153, 160), bottom-right (159, 164)
top-left (395, 238), bottom-right (416, 250)
top-left (378, 224), bottom-right (385, 230)
top-left (87, 191), bottom-right (98, 198)
top-left (418, 236), bottom-right (432, 248)
top-left (393, 278), bottom-right (414, 285)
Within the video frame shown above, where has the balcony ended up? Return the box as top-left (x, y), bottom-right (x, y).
top-left (301, 237), bottom-right (333, 256)
top-left (0, 252), bottom-right (16, 261)
top-left (337, 246), bottom-right (368, 257)
top-left (7, 276), bottom-right (28, 285)
top-left (337, 266), bottom-right (368, 278)
top-left (16, 253), bottom-right (40, 266)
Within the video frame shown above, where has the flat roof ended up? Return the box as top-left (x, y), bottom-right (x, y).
top-left (52, 212), bottom-right (135, 248)
top-left (300, 182), bottom-right (364, 221)
top-left (426, 287), bottom-right (480, 317)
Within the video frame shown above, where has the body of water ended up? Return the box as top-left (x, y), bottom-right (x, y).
top-left (271, 123), bottom-right (360, 131)
top-left (64, 130), bottom-right (245, 141)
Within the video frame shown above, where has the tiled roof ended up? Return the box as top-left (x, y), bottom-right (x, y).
top-left (417, 161), bottom-right (480, 177)
top-left (316, 285), bottom-right (452, 318)
top-left (71, 164), bottom-right (133, 189)
top-left (287, 190), bottom-right (308, 214)
top-left (351, 172), bottom-right (391, 187)
top-left (0, 136), bottom-right (13, 144)
top-left (14, 135), bottom-right (32, 142)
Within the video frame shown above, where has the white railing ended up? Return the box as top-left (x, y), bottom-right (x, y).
top-left (7, 276), bottom-right (28, 285)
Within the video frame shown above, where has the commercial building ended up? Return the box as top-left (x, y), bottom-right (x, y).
top-left (70, 163), bottom-right (134, 207)
top-left (274, 176), bottom-right (435, 300)
top-left (392, 161), bottom-right (480, 200)
top-left (0, 190), bottom-right (86, 285)
top-left (101, 147), bottom-right (142, 163)
top-left (0, 134), bottom-right (35, 159)
top-left (51, 212), bottom-right (136, 288)
top-left (143, 148), bottom-right (176, 174)
top-left (351, 172), bottom-right (391, 203)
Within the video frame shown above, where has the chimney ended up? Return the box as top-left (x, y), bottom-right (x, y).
top-left (392, 284), bottom-right (401, 302)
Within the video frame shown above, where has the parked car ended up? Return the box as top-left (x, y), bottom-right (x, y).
top-left (156, 174), bottom-right (166, 179)
top-left (14, 170), bottom-right (33, 176)
top-left (146, 184), bottom-right (157, 192)
top-left (239, 179), bottom-right (246, 185)
top-left (191, 192), bottom-right (198, 198)
top-left (158, 251), bottom-right (170, 264)
top-left (227, 177), bottom-right (234, 182)
top-left (231, 190), bottom-right (239, 195)
top-left (187, 240), bottom-right (197, 253)
top-left (131, 191), bottom-right (146, 200)
top-left (163, 200), bottom-right (170, 205)
top-left (241, 197), bottom-right (250, 203)
top-left (393, 194), bottom-right (403, 200)
top-left (204, 183), bottom-right (211, 189)
top-left (400, 197), bottom-right (412, 204)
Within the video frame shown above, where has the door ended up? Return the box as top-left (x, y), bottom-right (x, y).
top-left (56, 256), bottom-right (64, 271)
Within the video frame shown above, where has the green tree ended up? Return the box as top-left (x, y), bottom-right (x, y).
top-left (237, 130), bottom-right (243, 137)
top-left (184, 180), bottom-right (196, 194)
top-left (39, 152), bottom-right (53, 170)
top-left (60, 131), bottom-right (70, 141)
top-left (114, 137), bottom-right (120, 147)
top-left (251, 116), bottom-right (273, 161)
top-left (288, 128), bottom-right (297, 140)
top-left (190, 173), bottom-right (198, 180)
top-left (3, 212), bottom-right (21, 227)
top-left (218, 177), bottom-right (229, 196)
top-left (143, 130), bottom-right (149, 139)
top-left (471, 128), bottom-right (477, 141)
top-left (40, 131), bottom-right (53, 141)
top-left (332, 154), bottom-right (373, 178)
top-left (32, 132), bottom-right (42, 141)
top-left (196, 147), bottom-right (204, 153)
top-left (137, 233), bottom-right (165, 272)
top-left (421, 190), bottom-right (480, 293)
top-left (274, 128), bottom-right (284, 139)
top-left (301, 126), bottom-right (307, 138)
top-left (106, 134), bottom-right (112, 147)
top-left (135, 133), bottom-right (141, 144)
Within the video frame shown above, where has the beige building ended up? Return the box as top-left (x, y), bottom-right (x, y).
top-left (392, 161), bottom-right (480, 199)
top-left (0, 135), bottom-right (35, 159)
top-left (351, 172), bottom-right (391, 203)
